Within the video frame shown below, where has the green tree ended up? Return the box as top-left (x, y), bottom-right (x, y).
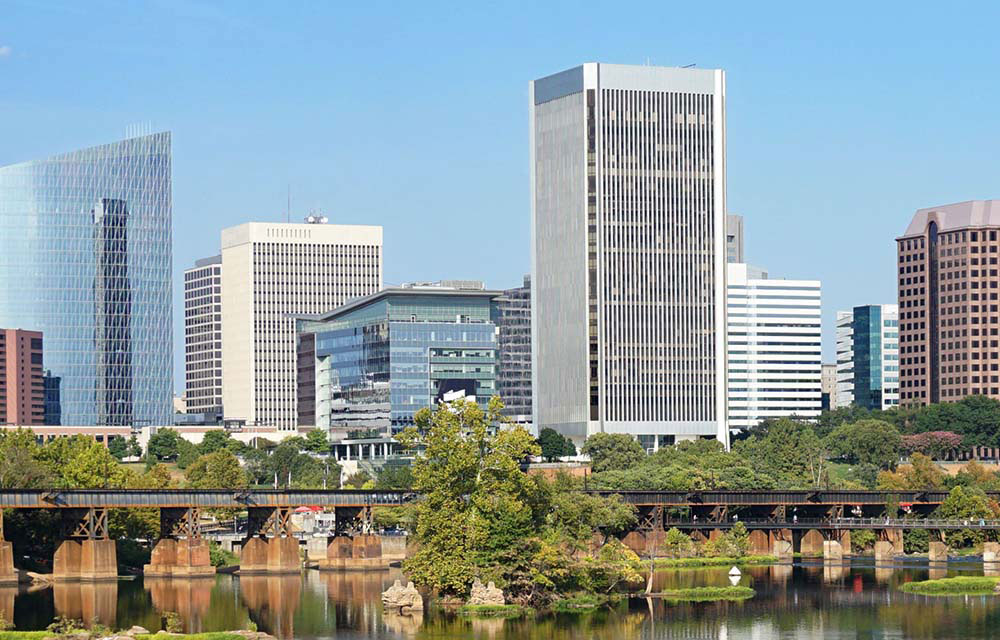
top-left (199, 430), bottom-right (234, 455)
top-left (176, 438), bottom-right (200, 469)
top-left (581, 433), bottom-right (645, 473)
top-left (375, 463), bottom-right (415, 489)
top-left (662, 527), bottom-right (697, 558)
top-left (343, 470), bottom-right (371, 489)
top-left (265, 442), bottom-right (336, 488)
top-left (537, 428), bottom-right (576, 462)
top-left (185, 450), bottom-right (248, 489)
top-left (304, 428), bottom-right (330, 454)
top-left (935, 485), bottom-right (998, 548)
top-left (147, 428), bottom-right (181, 461)
top-left (542, 472), bottom-right (635, 544)
top-left (108, 436), bottom-right (127, 461)
top-left (825, 419), bottom-right (902, 468)
top-left (734, 418), bottom-right (827, 487)
top-left (126, 435), bottom-right (143, 458)
top-left (0, 428), bottom-right (54, 488)
top-left (877, 453), bottom-right (945, 490)
top-left (397, 397), bottom-right (541, 598)
top-left (39, 436), bottom-right (128, 488)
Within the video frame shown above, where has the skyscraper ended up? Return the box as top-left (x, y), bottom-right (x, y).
top-left (184, 255), bottom-right (223, 419)
top-left (897, 200), bottom-right (1000, 405)
top-left (0, 329), bottom-right (45, 425)
top-left (726, 214), bottom-right (744, 263)
top-left (221, 221), bottom-right (382, 429)
top-left (496, 275), bottom-right (532, 425)
top-left (726, 264), bottom-right (822, 430)
top-left (531, 63), bottom-right (728, 447)
top-left (0, 133), bottom-right (172, 425)
top-left (835, 305), bottom-right (899, 410)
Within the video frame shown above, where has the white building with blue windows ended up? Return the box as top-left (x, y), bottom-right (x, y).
top-left (726, 263), bottom-right (822, 431)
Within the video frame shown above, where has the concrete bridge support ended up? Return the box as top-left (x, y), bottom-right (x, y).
top-left (0, 513), bottom-right (15, 586)
top-left (874, 541), bottom-right (894, 563)
top-left (238, 507), bottom-right (301, 574)
top-left (822, 539), bottom-right (844, 562)
top-left (985, 542), bottom-right (1000, 563)
top-left (748, 530), bottom-right (770, 555)
top-left (797, 529), bottom-right (824, 556)
top-left (769, 529), bottom-right (792, 559)
top-left (928, 541), bottom-right (948, 564)
top-left (53, 509), bottom-right (117, 581)
top-left (144, 508), bottom-right (215, 578)
top-left (319, 535), bottom-right (387, 570)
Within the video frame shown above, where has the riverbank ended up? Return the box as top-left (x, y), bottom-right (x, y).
top-left (900, 576), bottom-right (1000, 595)
top-left (654, 555), bottom-right (777, 569)
top-left (0, 634), bottom-right (256, 640)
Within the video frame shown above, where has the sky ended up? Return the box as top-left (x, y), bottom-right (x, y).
top-left (2, 1), bottom-right (999, 392)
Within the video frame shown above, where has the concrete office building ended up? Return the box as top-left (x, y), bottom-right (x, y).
top-left (0, 329), bottom-right (45, 425)
top-left (531, 62), bottom-right (728, 448)
top-left (184, 256), bottom-right (223, 419)
top-left (835, 305), bottom-right (899, 410)
top-left (835, 311), bottom-right (855, 407)
top-left (496, 275), bottom-right (532, 425)
top-left (821, 363), bottom-right (837, 410)
top-left (726, 264), bottom-right (822, 431)
top-left (296, 286), bottom-right (500, 432)
top-left (726, 214), bottom-right (744, 263)
top-left (898, 200), bottom-right (1000, 405)
top-left (0, 133), bottom-right (172, 426)
top-left (221, 220), bottom-right (382, 429)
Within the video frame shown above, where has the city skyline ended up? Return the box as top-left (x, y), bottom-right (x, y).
top-left (3, 4), bottom-right (999, 395)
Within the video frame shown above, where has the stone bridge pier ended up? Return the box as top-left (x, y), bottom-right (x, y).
top-left (239, 507), bottom-right (301, 574)
top-left (53, 508), bottom-right (117, 581)
top-left (319, 506), bottom-right (388, 570)
top-left (144, 508), bottom-right (215, 578)
top-left (0, 513), bottom-right (16, 586)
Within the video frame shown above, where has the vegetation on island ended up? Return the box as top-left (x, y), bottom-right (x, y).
top-left (396, 397), bottom-right (642, 608)
top-left (900, 576), bottom-right (1000, 595)
top-left (653, 586), bottom-right (755, 601)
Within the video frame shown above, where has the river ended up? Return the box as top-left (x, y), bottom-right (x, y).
top-left (6, 561), bottom-right (1000, 638)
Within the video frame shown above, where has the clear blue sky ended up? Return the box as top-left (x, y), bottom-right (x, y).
top-left (2, 1), bottom-right (998, 392)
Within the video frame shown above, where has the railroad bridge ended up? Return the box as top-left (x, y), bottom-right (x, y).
top-left (0, 489), bottom-right (996, 581)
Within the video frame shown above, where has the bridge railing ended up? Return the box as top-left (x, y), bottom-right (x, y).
top-left (662, 516), bottom-right (1000, 530)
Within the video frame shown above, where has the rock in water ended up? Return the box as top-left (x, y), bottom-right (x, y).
top-left (467, 578), bottom-right (506, 606)
top-left (381, 579), bottom-right (423, 612)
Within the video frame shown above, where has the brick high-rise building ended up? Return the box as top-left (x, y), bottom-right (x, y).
top-left (0, 329), bottom-right (45, 425)
top-left (897, 200), bottom-right (1000, 406)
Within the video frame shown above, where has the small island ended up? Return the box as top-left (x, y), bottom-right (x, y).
top-left (900, 576), bottom-right (1000, 596)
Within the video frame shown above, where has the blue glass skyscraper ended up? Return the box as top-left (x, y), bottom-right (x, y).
top-left (0, 133), bottom-right (172, 425)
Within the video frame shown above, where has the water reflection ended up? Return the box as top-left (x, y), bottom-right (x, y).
top-left (10, 563), bottom-right (1000, 638)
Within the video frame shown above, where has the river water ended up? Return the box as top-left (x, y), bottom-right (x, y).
top-left (7, 561), bottom-right (1000, 638)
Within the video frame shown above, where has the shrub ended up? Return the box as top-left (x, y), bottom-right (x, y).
top-left (851, 529), bottom-right (877, 553)
top-left (163, 611), bottom-right (183, 633)
top-left (661, 527), bottom-right (697, 558)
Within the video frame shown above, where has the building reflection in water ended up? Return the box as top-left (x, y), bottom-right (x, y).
top-left (238, 575), bottom-right (301, 640)
top-left (53, 582), bottom-right (117, 627)
top-left (320, 568), bottom-right (404, 637)
top-left (0, 587), bottom-right (14, 626)
top-left (144, 578), bottom-right (214, 633)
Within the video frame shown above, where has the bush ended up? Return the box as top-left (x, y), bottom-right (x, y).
top-left (46, 616), bottom-right (83, 638)
top-left (851, 529), bottom-right (877, 553)
top-left (904, 528), bottom-right (929, 554)
top-left (661, 527), bottom-right (697, 558)
top-left (209, 541), bottom-right (239, 567)
top-left (704, 522), bottom-right (750, 558)
top-left (163, 611), bottom-right (183, 633)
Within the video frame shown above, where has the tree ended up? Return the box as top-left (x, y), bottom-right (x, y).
top-left (304, 428), bottom-right (330, 454)
top-left (0, 429), bottom-right (54, 488)
top-left (734, 418), bottom-right (827, 487)
top-left (108, 436), bottom-right (128, 461)
top-left (199, 430), bottom-right (233, 455)
top-left (375, 463), bottom-right (415, 490)
top-left (126, 435), bottom-right (143, 458)
top-left (176, 439), bottom-right (200, 469)
top-left (147, 428), bottom-right (181, 461)
top-left (661, 527), bottom-right (697, 558)
top-left (265, 442), bottom-right (336, 488)
top-left (825, 419), bottom-right (901, 468)
top-left (185, 450), bottom-right (248, 489)
top-left (39, 436), bottom-right (128, 488)
top-left (537, 428), bottom-right (576, 462)
top-left (581, 433), bottom-right (645, 473)
top-left (343, 470), bottom-right (372, 489)
top-left (935, 485), bottom-right (998, 548)
top-left (901, 431), bottom-right (963, 459)
top-left (877, 453), bottom-right (945, 490)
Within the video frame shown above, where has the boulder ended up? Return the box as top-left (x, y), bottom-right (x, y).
top-left (467, 578), bottom-right (505, 606)
top-left (381, 579), bottom-right (423, 612)
top-left (124, 626), bottom-right (151, 636)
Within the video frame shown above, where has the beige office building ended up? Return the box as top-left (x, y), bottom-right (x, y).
top-left (221, 221), bottom-right (382, 429)
top-left (897, 200), bottom-right (1000, 406)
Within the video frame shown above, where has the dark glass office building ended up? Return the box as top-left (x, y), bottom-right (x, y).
top-left (496, 275), bottom-right (532, 424)
top-left (296, 287), bottom-right (501, 432)
top-left (0, 133), bottom-right (172, 425)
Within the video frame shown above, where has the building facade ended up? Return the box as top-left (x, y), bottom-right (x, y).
top-left (0, 329), bottom-right (45, 425)
top-left (835, 311), bottom-right (855, 407)
top-left (531, 63), bottom-right (728, 447)
top-left (0, 133), bottom-right (172, 425)
top-left (726, 263), bottom-right (822, 431)
top-left (898, 200), bottom-right (1000, 405)
top-left (496, 275), bottom-right (532, 425)
top-left (221, 221), bottom-right (382, 429)
top-left (184, 256), bottom-right (223, 419)
top-left (296, 287), bottom-right (501, 433)
top-left (846, 305), bottom-right (899, 410)
top-left (821, 363), bottom-right (837, 410)
top-left (726, 214), bottom-right (745, 263)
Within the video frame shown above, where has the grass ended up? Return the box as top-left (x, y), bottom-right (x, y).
top-left (0, 632), bottom-right (248, 640)
top-left (900, 576), bottom-right (1000, 595)
top-left (457, 604), bottom-right (530, 618)
top-left (0, 633), bottom-right (50, 640)
top-left (651, 586), bottom-right (755, 601)
top-left (551, 593), bottom-right (621, 612)
top-left (654, 555), bottom-right (777, 569)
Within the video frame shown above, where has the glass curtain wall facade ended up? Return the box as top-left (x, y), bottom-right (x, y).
top-left (496, 275), bottom-right (532, 425)
top-left (297, 290), bottom-right (501, 433)
top-left (531, 63), bottom-right (728, 445)
top-left (0, 133), bottom-right (172, 425)
top-left (852, 305), bottom-right (900, 410)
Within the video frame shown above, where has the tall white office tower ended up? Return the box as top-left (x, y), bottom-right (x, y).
top-left (221, 220), bottom-right (382, 429)
top-left (726, 264), bottom-right (822, 431)
top-left (184, 255), bottom-right (223, 418)
top-left (530, 63), bottom-right (728, 449)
